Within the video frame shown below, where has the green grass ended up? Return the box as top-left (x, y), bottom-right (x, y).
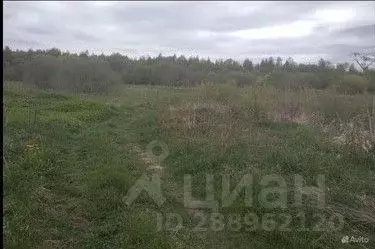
top-left (3, 83), bottom-right (375, 248)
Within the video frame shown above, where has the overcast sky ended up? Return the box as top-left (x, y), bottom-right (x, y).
top-left (3, 1), bottom-right (375, 63)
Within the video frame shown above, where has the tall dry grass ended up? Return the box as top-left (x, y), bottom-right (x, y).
top-left (156, 83), bottom-right (374, 153)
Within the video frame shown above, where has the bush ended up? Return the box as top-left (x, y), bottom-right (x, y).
top-left (336, 75), bottom-right (368, 94)
top-left (22, 55), bottom-right (119, 94)
top-left (23, 55), bottom-right (61, 89)
top-left (233, 72), bottom-right (257, 87)
top-left (256, 73), bottom-right (273, 87)
top-left (270, 72), bottom-right (321, 90)
top-left (57, 56), bottom-right (119, 94)
top-left (199, 83), bottom-right (239, 105)
top-left (365, 70), bottom-right (375, 93)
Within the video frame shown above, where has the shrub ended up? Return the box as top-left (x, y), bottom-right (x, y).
top-left (271, 72), bottom-right (327, 90)
top-left (22, 55), bottom-right (119, 94)
top-left (23, 55), bottom-right (61, 89)
top-left (365, 70), bottom-right (375, 93)
top-left (233, 72), bottom-right (257, 87)
top-left (57, 56), bottom-right (119, 94)
top-left (336, 75), bottom-right (368, 94)
top-left (199, 83), bottom-right (239, 105)
top-left (256, 73), bottom-right (273, 87)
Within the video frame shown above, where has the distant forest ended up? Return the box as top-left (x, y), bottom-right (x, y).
top-left (3, 46), bottom-right (375, 94)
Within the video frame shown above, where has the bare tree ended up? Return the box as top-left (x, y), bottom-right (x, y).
top-left (354, 53), bottom-right (375, 143)
top-left (353, 52), bottom-right (375, 72)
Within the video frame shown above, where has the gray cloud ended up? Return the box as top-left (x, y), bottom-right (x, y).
top-left (336, 24), bottom-right (375, 39)
top-left (3, 1), bottom-right (375, 63)
top-left (73, 32), bottom-right (102, 42)
top-left (23, 25), bottom-right (57, 36)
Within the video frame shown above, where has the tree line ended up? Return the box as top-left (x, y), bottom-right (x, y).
top-left (3, 46), bottom-right (374, 94)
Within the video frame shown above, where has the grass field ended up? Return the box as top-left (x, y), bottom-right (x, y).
top-left (3, 82), bottom-right (375, 249)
